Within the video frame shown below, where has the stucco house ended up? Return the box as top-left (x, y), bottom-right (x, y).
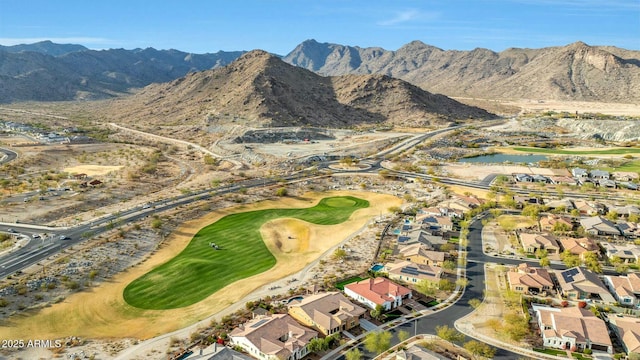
top-left (420, 215), bottom-right (453, 232)
top-left (519, 233), bottom-right (561, 254)
top-left (608, 316), bottom-right (640, 355)
top-left (398, 243), bottom-right (446, 266)
top-left (572, 168), bottom-right (589, 179)
top-left (533, 304), bottom-right (612, 354)
top-left (580, 216), bottom-right (622, 237)
top-left (287, 292), bottom-right (366, 336)
top-left (229, 314), bottom-right (317, 360)
top-left (344, 277), bottom-right (412, 311)
top-left (601, 242), bottom-right (640, 263)
top-left (540, 214), bottom-right (574, 232)
top-left (507, 263), bottom-right (554, 295)
top-left (559, 237), bottom-right (599, 261)
top-left (613, 172), bottom-right (640, 182)
top-left (603, 273), bottom-right (640, 308)
top-left (384, 260), bottom-right (443, 285)
top-left (556, 267), bottom-right (616, 303)
top-left (590, 170), bottom-right (611, 180)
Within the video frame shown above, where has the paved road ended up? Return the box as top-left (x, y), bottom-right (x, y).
top-left (0, 147), bottom-right (17, 164)
top-left (327, 215), bottom-right (524, 359)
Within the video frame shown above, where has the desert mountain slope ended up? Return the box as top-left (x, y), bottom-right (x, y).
top-left (284, 39), bottom-right (640, 103)
top-left (0, 47), bottom-right (245, 102)
top-left (106, 50), bottom-right (493, 128)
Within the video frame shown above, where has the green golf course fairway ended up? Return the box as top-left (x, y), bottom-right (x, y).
top-left (123, 196), bottom-right (369, 309)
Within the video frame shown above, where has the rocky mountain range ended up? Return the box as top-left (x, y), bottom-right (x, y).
top-left (284, 39), bottom-right (640, 103)
top-left (1, 39), bottom-right (638, 104)
top-left (0, 42), bottom-right (244, 102)
top-left (105, 50), bottom-right (493, 128)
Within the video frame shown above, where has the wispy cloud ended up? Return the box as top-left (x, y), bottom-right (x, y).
top-left (377, 9), bottom-right (438, 26)
top-left (0, 37), bottom-right (113, 46)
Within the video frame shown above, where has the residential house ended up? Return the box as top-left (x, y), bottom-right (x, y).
top-left (344, 277), bottom-right (412, 311)
top-left (420, 216), bottom-right (453, 232)
top-left (287, 292), bottom-right (366, 336)
top-left (555, 267), bottom-right (616, 303)
top-left (519, 233), bottom-right (561, 254)
top-left (601, 242), bottom-right (640, 264)
top-left (598, 179), bottom-right (617, 188)
top-left (513, 195), bottom-right (541, 208)
top-left (559, 237), bottom-right (599, 261)
top-left (183, 344), bottom-right (253, 360)
top-left (398, 229), bottom-right (446, 248)
top-left (618, 221), bottom-right (640, 238)
top-left (608, 316), bottom-right (640, 355)
top-left (550, 176), bottom-right (578, 186)
top-left (613, 172), bottom-right (640, 182)
top-left (384, 260), bottom-right (443, 285)
top-left (229, 314), bottom-right (317, 360)
top-left (590, 170), bottom-right (611, 180)
top-left (533, 304), bottom-right (612, 353)
top-left (436, 199), bottom-right (472, 213)
top-left (573, 200), bottom-right (602, 216)
top-left (532, 174), bottom-right (551, 183)
top-left (393, 344), bottom-right (449, 360)
top-left (415, 207), bottom-right (443, 222)
top-left (581, 216), bottom-right (622, 237)
top-left (514, 173), bottom-right (533, 182)
top-left (603, 273), bottom-right (640, 308)
top-left (398, 243), bottom-right (446, 266)
top-left (507, 263), bottom-right (554, 295)
top-left (451, 194), bottom-right (483, 209)
top-left (610, 205), bottom-right (640, 218)
top-left (572, 168), bottom-right (589, 179)
top-left (543, 199), bottom-right (575, 212)
top-left (540, 214), bottom-right (574, 232)
top-left (439, 207), bottom-right (464, 219)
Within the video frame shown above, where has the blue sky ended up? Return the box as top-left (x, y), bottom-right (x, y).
top-left (1, 0), bottom-right (638, 54)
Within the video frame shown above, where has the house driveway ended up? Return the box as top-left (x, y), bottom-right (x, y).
top-left (359, 318), bottom-right (378, 332)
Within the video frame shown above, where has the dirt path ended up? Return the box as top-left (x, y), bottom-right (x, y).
top-left (108, 123), bottom-right (242, 169)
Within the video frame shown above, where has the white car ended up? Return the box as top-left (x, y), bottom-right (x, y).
top-left (59, 235), bottom-right (69, 240)
top-left (32, 234), bottom-right (40, 239)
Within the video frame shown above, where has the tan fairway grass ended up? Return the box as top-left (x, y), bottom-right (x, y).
top-left (0, 191), bottom-right (400, 340)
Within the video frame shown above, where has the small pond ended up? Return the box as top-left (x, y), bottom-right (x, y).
top-left (459, 153), bottom-right (548, 164)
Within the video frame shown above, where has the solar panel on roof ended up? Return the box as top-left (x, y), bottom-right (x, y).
top-left (561, 268), bottom-right (580, 283)
top-left (250, 319), bottom-right (269, 328)
top-left (398, 236), bottom-right (410, 243)
top-left (401, 267), bottom-right (420, 276)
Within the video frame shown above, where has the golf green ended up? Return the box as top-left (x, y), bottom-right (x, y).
top-left (123, 196), bottom-right (369, 309)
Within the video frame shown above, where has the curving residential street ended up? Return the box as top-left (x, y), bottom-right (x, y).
top-left (324, 215), bottom-right (525, 359)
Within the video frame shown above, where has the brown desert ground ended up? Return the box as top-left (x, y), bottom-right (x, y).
top-left (0, 190), bottom-right (400, 340)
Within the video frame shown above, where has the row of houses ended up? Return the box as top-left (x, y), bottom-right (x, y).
top-left (514, 168), bottom-right (639, 189)
top-left (518, 214), bottom-right (639, 260)
top-left (509, 265), bottom-right (640, 354)
top-left (229, 277), bottom-right (415, 360)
